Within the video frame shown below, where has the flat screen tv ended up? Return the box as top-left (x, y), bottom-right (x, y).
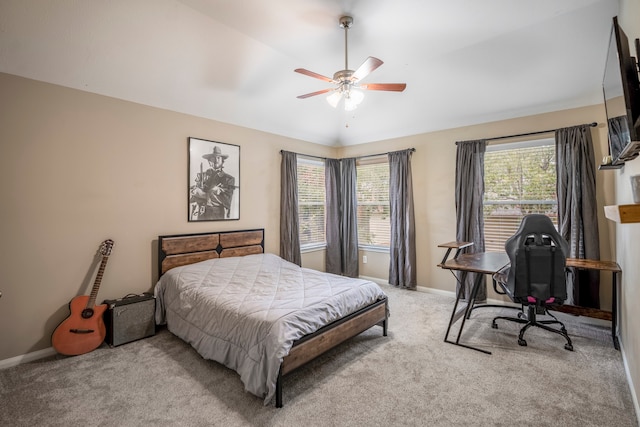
top-left (602, 17), bottom-right (640, 164)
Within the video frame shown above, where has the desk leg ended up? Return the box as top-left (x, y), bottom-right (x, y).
top-left (444, 286), bottom-right (464, 343)
top-left (612, 271), bottom-right (620, 350)
top-left (444, 272), bottom-right (491, 355)
top-left (457, 273), bottom-right (482, 338)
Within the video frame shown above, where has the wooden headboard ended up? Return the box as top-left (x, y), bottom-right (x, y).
top-left (158, 229), bottom-right (264, 276)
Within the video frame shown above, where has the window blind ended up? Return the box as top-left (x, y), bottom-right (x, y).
top-left (297, 158), bottom-right (325, 247)
top-left (484, 142), bottom-right (558, 252)
top-left (357, 160), bottom-right (390, 247)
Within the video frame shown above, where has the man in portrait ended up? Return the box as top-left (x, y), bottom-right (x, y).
top-left (190, 145), bottom-right (236, 220)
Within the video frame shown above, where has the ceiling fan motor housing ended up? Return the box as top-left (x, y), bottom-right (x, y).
top-left (333, 69), bottom-right (355, 83)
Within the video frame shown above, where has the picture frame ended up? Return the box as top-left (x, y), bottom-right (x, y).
top-left (188, 137), bottom-right (240, 221)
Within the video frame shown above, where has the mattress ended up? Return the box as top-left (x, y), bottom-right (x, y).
top-left (154, 253), bottom-right (387, 404)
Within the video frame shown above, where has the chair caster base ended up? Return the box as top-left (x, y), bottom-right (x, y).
top-left (518, 338), bottom-right (527, 346)
top-left (492, 322), bottom-right (498, 329)
top-left (565, 343), bottom-right (574, 351)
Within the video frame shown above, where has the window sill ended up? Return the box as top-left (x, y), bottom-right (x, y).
top-left (358, 246), bottom-right (390, 253)
top-left (301, 243), bottom-right (326, 253)
top-left (300, 245), bottom-right (391, 254)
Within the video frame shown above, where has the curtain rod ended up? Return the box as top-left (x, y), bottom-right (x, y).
top-left (484, 122), bottom-right (598, 142)
top-left (279, 147), bottom-right (415, 161)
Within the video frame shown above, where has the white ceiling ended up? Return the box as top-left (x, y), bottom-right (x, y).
top-left (0, 0), bottom-right (620, 146)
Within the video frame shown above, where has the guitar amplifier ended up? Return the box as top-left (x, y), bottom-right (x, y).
top-left (103, 293), bottom-right (156, 347)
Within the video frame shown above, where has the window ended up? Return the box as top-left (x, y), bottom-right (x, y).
top-left (297, 157), bottom-right (325, 248)
top-left (483, 138), bottom-right (558, 252)
top-left (357, 157), bottom-right (390, 248)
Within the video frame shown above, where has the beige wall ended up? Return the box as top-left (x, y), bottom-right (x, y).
top-left (0, 72), bottom-right (337, 360)
top-left (616, 0), bottom-right (640, 412)
top-left (340, 105), bottom-right (615, 302)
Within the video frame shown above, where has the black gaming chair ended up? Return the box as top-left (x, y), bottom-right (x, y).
top-left (492, 214), bottom-right (573, 351)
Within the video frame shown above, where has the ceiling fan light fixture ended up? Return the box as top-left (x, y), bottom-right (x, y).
top-left (327, 86), bottom-right (365, 111)
top-left (326, 91), bottom-right (342, 108)
top-left (344, 87), bottom-right (364, 111)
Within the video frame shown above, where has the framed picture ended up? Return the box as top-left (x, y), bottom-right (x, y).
top-left (188, 137), bottom-right (240, 221)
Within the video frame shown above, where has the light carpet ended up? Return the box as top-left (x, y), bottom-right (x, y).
top-left (1, 284), bottom-right (637, 427)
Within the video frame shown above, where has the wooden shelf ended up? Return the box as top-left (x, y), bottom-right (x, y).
top-left (598, 163), bottom-right (624, 170)
top-left (604, 204), bottom-right (640, 223)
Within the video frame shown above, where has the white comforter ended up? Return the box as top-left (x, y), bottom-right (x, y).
top-left (154, 253), bottom-right (387, 404)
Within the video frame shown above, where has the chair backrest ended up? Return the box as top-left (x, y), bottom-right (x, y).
top-left (504, 214), bottom-right (569, 304)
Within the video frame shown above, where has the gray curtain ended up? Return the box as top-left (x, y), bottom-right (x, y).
top-left (388, 150), bottom-right (416, 289)
top-left (555, 125), bottom-right (600, 307)
top-left (454, 140), bottom-right (487, 301)
top-left (280, 151), bottom-right (301, 266)
top-left (325, 158), bottom-right (342, 274)
top-left (341, 158), bottom-right (359, 278)
top-left (325, 158), bottom-right (358, 277)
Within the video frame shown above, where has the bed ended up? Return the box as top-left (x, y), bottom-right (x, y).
top-left (154, 229), bottom-right (388, 407)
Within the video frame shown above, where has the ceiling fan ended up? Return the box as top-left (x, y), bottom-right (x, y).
top-left (295, 16), bottom-right (406, 111)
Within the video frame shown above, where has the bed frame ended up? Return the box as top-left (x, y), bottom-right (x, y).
top-left (157, 229), bottom-right (388, 407)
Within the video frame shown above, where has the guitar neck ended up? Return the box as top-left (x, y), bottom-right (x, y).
top-left (87, 256), bottom-right (109, 308)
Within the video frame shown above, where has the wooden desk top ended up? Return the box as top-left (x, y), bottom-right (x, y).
top-left (566, 258), bottom-right (621, 272)
top-left (437, 241), bottom-right (474, 249)
top-left (439, 252), bottom-right (509, 274)
top-left (438, 252), bottom-right (621, 274)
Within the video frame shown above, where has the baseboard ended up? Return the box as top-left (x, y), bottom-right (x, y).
top-left (359, 276), bottom-right (458, 299)
top-left (359, 275), bottom-right (389, 286)
top-left (415, 284), bottom-right (455, 298)
top-left (0, 347), bottom-right (57, 370)
top-left (619, 341), bottom-right (640, 426)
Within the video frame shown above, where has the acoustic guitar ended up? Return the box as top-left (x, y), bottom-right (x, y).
top-left (51, 239), bottom-right (114, 356)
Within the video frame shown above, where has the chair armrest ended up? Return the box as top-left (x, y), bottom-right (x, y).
top-left (492, 279), bottom-right (506, 295)
top-left (492, 265), bottom-right (510, 295)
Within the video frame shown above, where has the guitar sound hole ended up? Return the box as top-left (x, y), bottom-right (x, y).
top-left (81, 308), bottom-right (94, 319)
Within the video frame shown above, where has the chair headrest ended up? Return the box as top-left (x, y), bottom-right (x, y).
top-left (505, 214), bottom-right (569, 256)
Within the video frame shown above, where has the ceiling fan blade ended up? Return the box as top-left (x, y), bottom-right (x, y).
top-left (361, 83), bottom-right (407, 92)
top-left (294, 68), bottom-right (334, 83)
top-left (352, 57), bottom-right (384, 81)
top-left (296, 88), bottom-right (334, 99)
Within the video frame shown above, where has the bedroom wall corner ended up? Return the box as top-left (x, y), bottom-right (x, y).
top-left (0, 72), bottom-right (336, 362)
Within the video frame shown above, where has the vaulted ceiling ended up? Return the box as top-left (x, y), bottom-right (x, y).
top-left (0, 0), bottom-right (619, 146)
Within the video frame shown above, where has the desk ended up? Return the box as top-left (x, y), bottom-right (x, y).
top-left (438, 247), bottom-right (621, 353)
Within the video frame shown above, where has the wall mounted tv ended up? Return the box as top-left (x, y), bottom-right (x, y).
top-left (602, 17), bottom-right (640, 166)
